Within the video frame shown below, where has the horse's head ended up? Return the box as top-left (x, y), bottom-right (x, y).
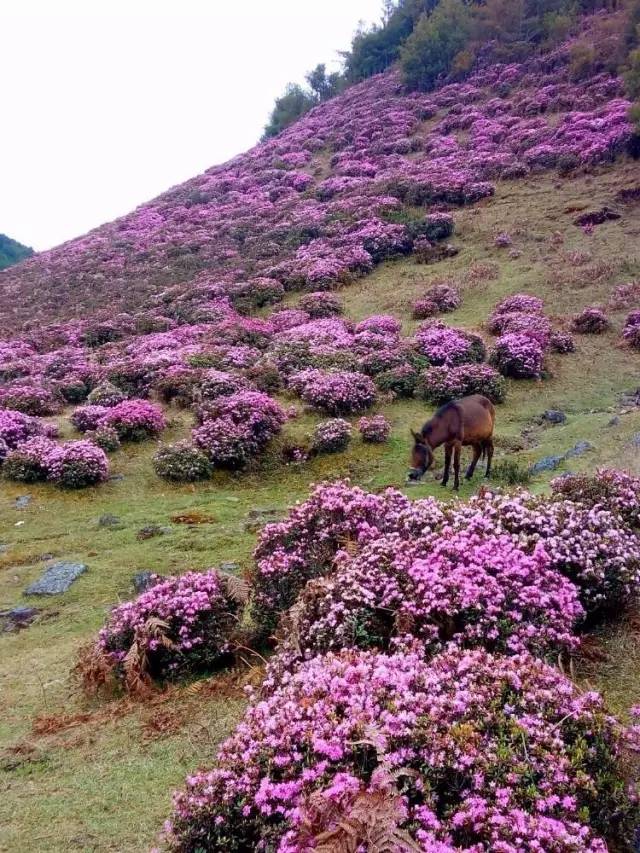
top-left (408, 429), bottom-right (433, 481)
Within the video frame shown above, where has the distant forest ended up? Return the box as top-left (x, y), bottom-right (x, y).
top-left (0, 234), bottom-right (34, 270)
top-left (263, 0), bottom-right (640, 139)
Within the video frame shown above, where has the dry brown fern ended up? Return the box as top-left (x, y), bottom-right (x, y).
top-left (74, 641), bottom-right (119, 696)
top-left (218, 570), bottom-right (250, 606)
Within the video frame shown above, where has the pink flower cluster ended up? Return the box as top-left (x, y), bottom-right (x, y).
top-left (414, 321), bottom-right (485, 367)
top-left (294, 369), bottom-right (377, 415)
top-left (357, 414), bottom-right (391, 443)
top-left (571, 306), bottom-right (610, 334)
top-left (3, 435), bottom-right (109, 488)
top-left (412, 282), bottom-right (462, 319)
top-left (623, 310), bottom-right (640, 349)
top-left (310, 418), bottom-right (352, 455)
top-left (0, 408), bottom-right (56, 448)
top-left (99, 399), bottom-right (166, 441)
top-left (96, 569), bottom-right (240, 687)
top-left (417, 362), bottom-right (506, 405)
top-left (166, 647), bottom-right (632, 852)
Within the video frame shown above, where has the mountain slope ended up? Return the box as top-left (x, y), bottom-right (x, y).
top-left (0, 233), bottom-right (33, 271)
top-left (0, 14), bottom-right (633, 334)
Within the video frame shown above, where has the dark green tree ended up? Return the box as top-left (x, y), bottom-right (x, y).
top-left (0, 234), bottom-right (34, 270)
top-left (400, 0), bottom-right (473, 90)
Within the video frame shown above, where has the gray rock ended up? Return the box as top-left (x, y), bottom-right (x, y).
top-left (132, 571), bottom-right (157, 594)
top-left (15, 495), bottom-right (31, 509)
top-left (98, 514), bottom-right (121, 527)
top-left (0, 605), bottom-right (39, 633)
top-left (543, 410), bottom-right (566, 425)
top-left (0, 544), bottom-right (8, 554)
top-left (607, 416), bottom-right (621, 427)
top-left (219, 561), bottom-right (240, 573)
top-left (25, 562), bottom-right (87, 596)
top-left (136, 524), bottom-right (167, 541)
top-left (564, 440), bottom-right (594, 459)
top-left (632, 433), bottom-right (640, 449)
top-left (109, 473), bottom-right (125, 482)
top-left (530, 455), bottom-right (564, 474)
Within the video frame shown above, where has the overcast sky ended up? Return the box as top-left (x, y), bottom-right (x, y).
top-left (1, 0), bottom-right (382, 251)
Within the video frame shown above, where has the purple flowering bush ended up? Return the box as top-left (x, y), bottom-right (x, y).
top-left (275, 529), bottom-right (583, 667)
top-left (414, 321), bottom-right (486, 366)
top-left (0, 383), bottom-right (60, 416)
top-left (86, 381), bottom-right (126, 407)
top-left (82, 570), bottom-right (241, 693)
top-left (448, 492), bottom-right (640, 614)
top-left (412, 282), bottom-right (462, 319)
top-left (296, 370), bottom-right (377, 415)
top-left (357, 414), bottom-right (391, 443)
top-left (198, 370), bottom-right (249, 402)
top-left (0, 409), bottom-right (52, 448)
top-left (251, 481), bottom-right (445, 633)
top-left (165, 647), bottom-right (636, 852)
top-left (3, 436), bottom-right (58, 483)
top-left (299, 291), bottom-right (343, 318)
top-left (623, 309), bottom-right (640, 349)
top-left (154, 442), bottom-right (213, 482)
top-left (551, 468), bottom-right (640, 529)
top-left (311, 418), bottom-right (352, 455)
top-left (417, 363), bottom-right (506, 405)
top-left (86, 425), bottom-right (121, 453)
top-left (375, 363), bottom-right (419, 398)
top-left (48, 440), bottom-right (110, 488)
top-left (99, 399), bottom-right (166, 441)
top-left (550, 329), bottom-right (576, 353)
top-left (571, 306), bottom-right (610, 334)
top-left (490, 333), bottom-right (544, 379)
top-left (71, 404), bottom-right (110, 433)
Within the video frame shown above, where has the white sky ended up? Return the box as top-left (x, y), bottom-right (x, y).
top-left (1, 0), bottom-right (383, 251)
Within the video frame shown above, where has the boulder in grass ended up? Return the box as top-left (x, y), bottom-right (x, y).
top-left (25, 562), bottom-right (87, 596)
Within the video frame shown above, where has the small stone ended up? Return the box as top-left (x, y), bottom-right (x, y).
top-left (132, 571), bottom-right (157, 594)
top-left (0, 605), bottom-right (39, 633)
top-left (631, 433), bottom-right (640, 449)
top-left (109, 473), bottom-right (125, 482)
top-left (98, 514), bottom-right (121, 528)
top-left (607, 416), bottom-right (620, 427)
top-left (136, 524), bottom-right (166, 541)
top-left (25, 562), bottom-right (87, 596)
top-left (15, 495), bottom-right (32, 509)
top-left (542, 410), bottom-right (566, 425)
top-left (219, 561), bottom-right (240, 573)
top-left (530, 455), bottom-right (564, 474)
top-left (0, 544), bottom-right (8, 554)
top-left (564, 441), bottom-right (594, 459)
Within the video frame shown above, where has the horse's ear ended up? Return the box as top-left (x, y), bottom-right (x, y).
top-left (410, 428), bottom-right (421, 442)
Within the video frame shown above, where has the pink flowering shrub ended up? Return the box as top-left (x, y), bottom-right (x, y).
top-left (417, 363), bottom-right (506, 405)
top-left (154, 442), bottom-right (213, 482)
top-left (275, 529), bottom-right (583, 670)
top-left (251, 481), bottom-right (445, 633)
top-left (48, 440), bottom-right (109, 488)
top-left (86, 381), bottom-right (126, 407)
top-left (550, 329), bottom-right (576, 353)
top-left (491, 311), bottom-right (552, 347)
top-left (311, 418), bottom-right (352, 455)
top-left (357, 414), bottom-right (391, 443)
top-left (165, 647), bottom-right (636, 852)
top-left (0, 409), bottom-right (51, 448)
top-left (448, 492), bottom-right (640, 614)
top-left (490, 333), bottom-right (544, 378)
top-left (297, 370), bottom-right (377, 415)
top-left (71, 404), bottom-right (110, 433)
top-left (623, 309), bottom-right (640, 349)
top-left (3, 436), bottom-right (58, 482)
top-left (299, 291), bottom-right (343, 318)
top-left (193, 417), bottom-right (259, 470)
top-left (85, 570), bottom-right (241, 692)
top-left (571, 306), bottom-right (610, 334)
top-left (0, 383), bottom-right (60, 416)
top-left (198, 370), bottom-right (249, 401)
top-left (488, 294), bottom-right (544, 334)
top-left (0, 437), bottom-right (7, 464)
top-left (375, 363), bottom-right (419, 398)
top-left (199, 391), bottom-right (286, 446)
top-left (86, 425), bottom-right (121, 453)
top-left (99, 399), bottom-right (166, 441)
top-left (494, 231), bottom-right (513, 248)
top-left (412, 283), bottom-right (461, 319)
top-left (551, 469), bottom-right (640, 529)
top-left (414, 321), bottom-right (486, 366)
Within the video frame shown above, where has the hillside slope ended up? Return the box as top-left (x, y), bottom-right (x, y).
top-left (0, 13), bottom-right (633, 334)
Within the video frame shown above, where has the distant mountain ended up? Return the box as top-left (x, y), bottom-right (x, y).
top-left (0, 234), bottom-right (34, 270)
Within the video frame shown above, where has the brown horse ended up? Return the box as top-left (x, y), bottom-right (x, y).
top-left (408, 394), bottom-right (495, 490)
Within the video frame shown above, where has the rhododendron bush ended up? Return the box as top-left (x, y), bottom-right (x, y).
top-left (165, 647), bottom-right (637, 852)
top-left (417, 363), bottom-right (506, 405)
top-left (310, 418), bottom-right (352, 455)
top-left (81, 569), bottom-right (241, 693)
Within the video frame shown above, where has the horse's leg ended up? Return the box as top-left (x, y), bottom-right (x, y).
top-left (465, 444), bottom-right (481, 480)
top-left (453, 442), bottom-right (462, 490)
top-left (442, 444), bottom-right (452, 486)
top-left (485, 439), bottom-right (494, 478)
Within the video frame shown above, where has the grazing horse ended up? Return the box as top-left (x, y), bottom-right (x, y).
top-left (408, 394), bottom-right (495, 490)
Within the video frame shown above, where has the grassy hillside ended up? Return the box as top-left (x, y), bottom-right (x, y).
top-left (1, 161), bottom-right (639, 851)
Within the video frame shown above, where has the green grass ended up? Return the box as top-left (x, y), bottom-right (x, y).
top-left (2, 161), bottom-right (640, 850)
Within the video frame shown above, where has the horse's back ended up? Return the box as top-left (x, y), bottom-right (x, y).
top-left (458, 394), bottom-right (495, 440)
